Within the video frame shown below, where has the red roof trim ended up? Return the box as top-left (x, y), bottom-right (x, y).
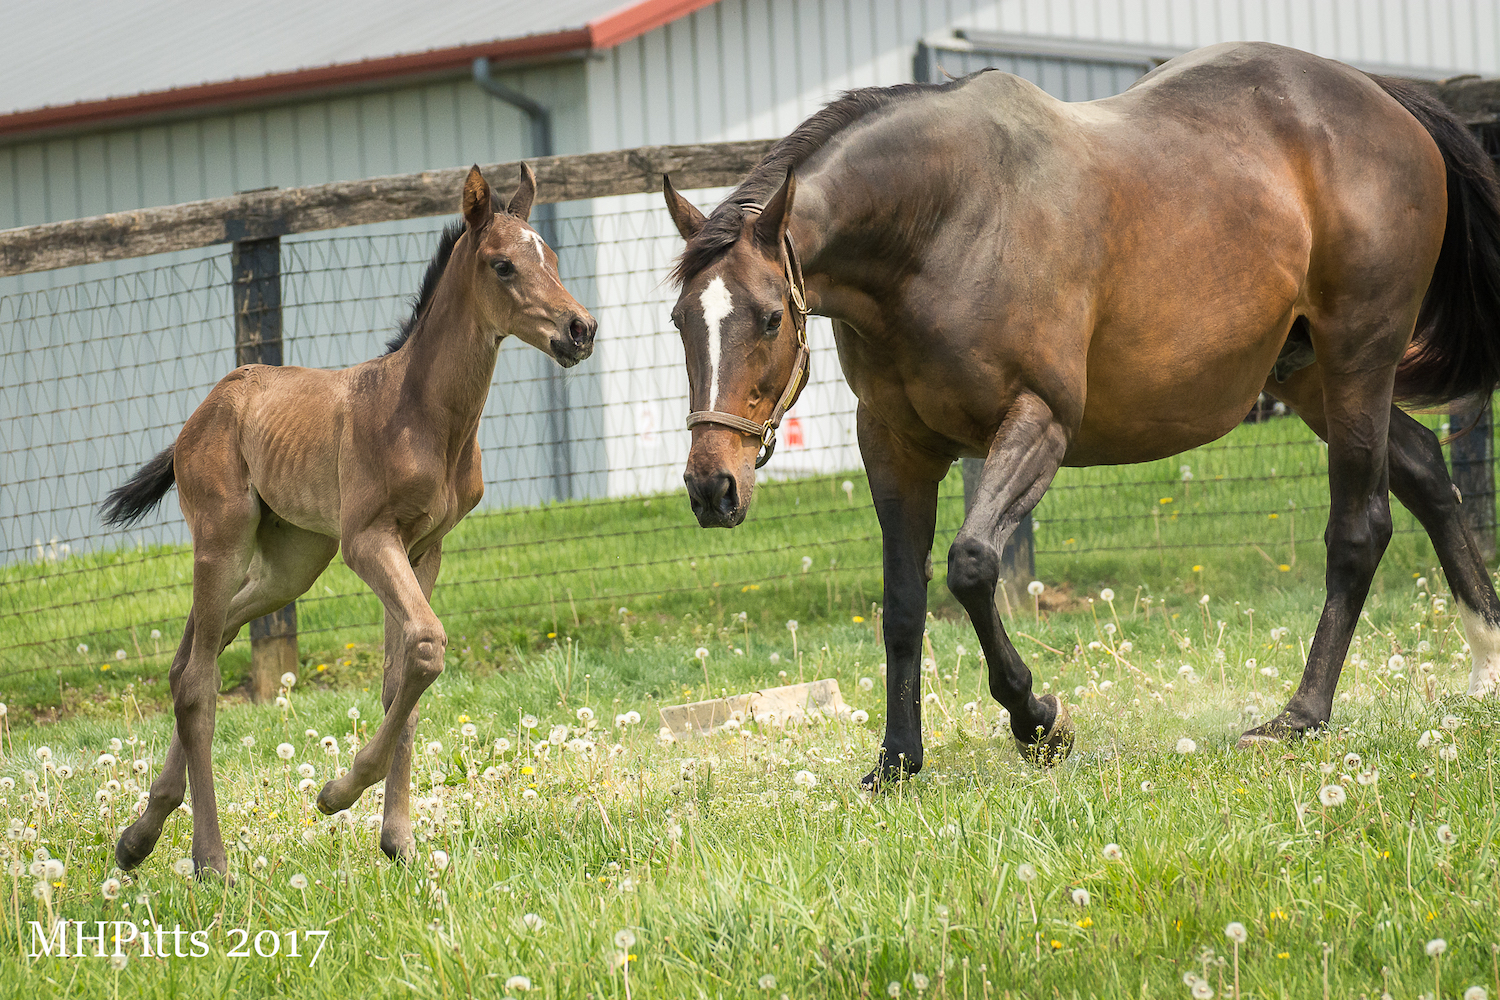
top-left (0, 0), bottom-right (720, 140)
top-left (590, 0), bottom-right (720, 49)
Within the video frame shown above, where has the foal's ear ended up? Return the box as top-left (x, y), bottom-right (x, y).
top-left (506, 163), bottom-right (536, 222)
top-left (663, 174), bottom-right (707, 241)
top-left (754, 169), bottom-right (796, 250)
top-left (462, 165), bottom-right (492, 230)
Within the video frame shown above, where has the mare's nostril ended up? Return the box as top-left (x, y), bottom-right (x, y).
top-left (569, 316), bottom-right (594, 343)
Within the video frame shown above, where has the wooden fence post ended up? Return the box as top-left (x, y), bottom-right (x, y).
top-left (1451, 397), bottom-right (1496, 561)
top-left (231, 234), bottom-right (298, 702)
top-left (961, 458), bottom-right (1036, 612)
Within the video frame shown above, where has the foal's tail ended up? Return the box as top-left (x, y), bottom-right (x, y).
top-left (1374, 76), bottom-right (1500, 408)
top-left (100, 445), bottom-right (176, 528)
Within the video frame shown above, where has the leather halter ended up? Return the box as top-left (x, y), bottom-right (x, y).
top-left (684, 202), bottom-right (811, 469)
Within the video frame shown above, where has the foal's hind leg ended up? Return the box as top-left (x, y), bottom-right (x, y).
top-left (115, 518), bottom-right (336, 872)
top-left (946, 392), bottom-right (1072, 763)
top-left (317, 532), bottom-right (446, 814)
top-left (378, 543), bottom-right (442, 861)
top-left (1241, 368), bottom-right (1398, 744)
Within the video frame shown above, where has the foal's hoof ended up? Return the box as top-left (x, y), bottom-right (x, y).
top-left (115, 821), bottom-right (160, 872)
top-left (1015, 694), bottom-right (1074, 766)
top-left (315, 778), bottom-right (359, 815)
top-left (1235, 712), bottom-right (1324, 749)
top-left (380, 827), bottom-right (417, 863)
top-left (859, 747), bottom-right (922, 792)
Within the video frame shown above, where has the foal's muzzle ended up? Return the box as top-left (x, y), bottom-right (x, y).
top-left (685, 470), bottom-right (742, 528)
top-left (550, 313), bottom-right (597, 367)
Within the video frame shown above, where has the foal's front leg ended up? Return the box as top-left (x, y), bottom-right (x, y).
top-left (317, 532), bottom-right (446, 815)
top-left (857, 405), bottom-right (943, 789)
top-left (946, 392), bottom-right (1072, 763)
top-left (377, 543), bottom-right (443, 861)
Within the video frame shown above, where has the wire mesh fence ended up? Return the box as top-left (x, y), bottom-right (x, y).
top-left (0, 185), bottom-right (1492, 697)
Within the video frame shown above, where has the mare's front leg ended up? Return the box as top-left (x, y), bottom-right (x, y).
top-left (1241, 369), bottom-right (1396, 744)
top-left (317, 531), bottom-right (446, 814)
top-left (946, 392), bottom-right (1072, 763)
top-left (377, 543), bottom-right (443, 861)
top-left (857, 405), bottom-right (944, 789)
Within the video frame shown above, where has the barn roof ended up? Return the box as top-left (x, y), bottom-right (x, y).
top-left (0, 0), bottom-right (714, 139)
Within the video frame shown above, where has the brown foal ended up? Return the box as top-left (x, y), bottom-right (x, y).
top-left (101, 165), bottom-right (595, 872)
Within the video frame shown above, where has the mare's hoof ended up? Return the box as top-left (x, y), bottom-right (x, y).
top-left (859, 748), bottom-right (922, 792)
top-left (1235, 712), bottom-right (1323, 749)
top-left (1015, 694), bottom-right (1074, 766)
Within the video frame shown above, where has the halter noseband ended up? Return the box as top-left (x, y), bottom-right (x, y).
top-left (684, 201), bottom-right (811, 469)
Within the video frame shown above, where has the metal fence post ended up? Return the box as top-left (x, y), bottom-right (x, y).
top-left (961, 458), bottom-right (1036, 612)
top-left (1451, 397), bottom-right (1496, 561)
top-left (231, 234), bottom-right (298, 701)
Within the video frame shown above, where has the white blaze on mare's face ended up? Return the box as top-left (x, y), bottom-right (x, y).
top-left (700, 276), bottom-right (734, 409)
top-left (1457, 600), bottom-right (1500, 696)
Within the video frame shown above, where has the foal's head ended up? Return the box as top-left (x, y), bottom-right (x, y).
top-left (460, 164), bottom-right (596, 366)
top-left (664, 170), bottom-right (808, 528)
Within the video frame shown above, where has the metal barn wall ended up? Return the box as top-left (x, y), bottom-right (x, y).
top-left (8, 0), bottom-right (1500, 559)
top-left (0, 62), bottom-right (607, 562)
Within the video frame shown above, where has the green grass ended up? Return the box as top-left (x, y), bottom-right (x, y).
top-left (0, 413), bottom-right (1459, 721)
top-left (0, 571), bottom-right (1497, 998)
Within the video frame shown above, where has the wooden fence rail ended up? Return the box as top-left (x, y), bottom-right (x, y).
top-left (0, 139), bottom-right (776, 277)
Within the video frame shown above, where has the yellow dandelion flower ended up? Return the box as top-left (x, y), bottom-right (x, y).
top-left (1278, 564), bottom-right (1291, 572)
top-left (1268, 513), bottom-right (1279, 519)
top-left (1191, 565), bottom-right (1202, 573)
top-left (1076, 917), bottom-right (1093, 928)
top-left (1160, 497), bottom-right (1174, 504)
top-left (345, 643), bottom-right (355, 650)
top-left (852, 615), bottom-right (865, 623)
top-left (316, 663), bottom-right (327, 672)
top-left (1276, 952), bottom-right (1289, 960)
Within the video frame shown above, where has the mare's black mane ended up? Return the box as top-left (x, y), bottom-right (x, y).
top-left (385, 218), bottom-right (466, 355)
top-left (671, 76), bottom-right (980, 285)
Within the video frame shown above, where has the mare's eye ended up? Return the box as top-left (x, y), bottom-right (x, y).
top-left (765, 309), bottom-right (784, 333)
top-left (494, 259), bottom-right (516, 278)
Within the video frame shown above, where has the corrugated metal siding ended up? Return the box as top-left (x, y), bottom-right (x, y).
top-left (9, 0), bottom-right (1500, 559)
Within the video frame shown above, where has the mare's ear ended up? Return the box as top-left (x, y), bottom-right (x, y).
top-left (506, 163), bottom-right (536, 222)
top-left (754, 169), bottom-right (796, 250)
top-left (663, 174), bottom-right (707, 241)
top-left (462, 165), bottom-right (492, 230)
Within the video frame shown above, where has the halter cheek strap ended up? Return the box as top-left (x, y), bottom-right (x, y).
top-left (685, 202), bottom-right (811, 469)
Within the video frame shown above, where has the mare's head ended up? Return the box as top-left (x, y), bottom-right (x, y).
top-left (459, 164), bottom-right (596, 366)
top-left (664, 170), bottom-right (808, 528)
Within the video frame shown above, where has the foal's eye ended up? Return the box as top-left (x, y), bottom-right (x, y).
top-left (494, 259), bottom-right (516, 278)
top-left (764, 310), bottom-right (784, 334)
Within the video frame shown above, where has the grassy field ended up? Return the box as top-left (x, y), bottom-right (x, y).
top-left (0, 412), bottom-right (1455, 721)
top-left (3, 409), bottom-right (1499, 997)
top-left (1, 571), bottom-right (1497, 998)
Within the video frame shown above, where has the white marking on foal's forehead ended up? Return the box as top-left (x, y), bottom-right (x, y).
top-left (700, 275), bottom-right (734, 409)
top-left (521, 229), bottom-right (548, 266)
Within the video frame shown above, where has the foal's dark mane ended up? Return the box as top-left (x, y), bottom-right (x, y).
top-left (385, 218), bottom-right (466, 355)
top-left (671, 76), bottom-right (982, 285)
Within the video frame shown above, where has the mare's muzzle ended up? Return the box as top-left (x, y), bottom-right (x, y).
top-left (684, 468), bottom-right (744, 528)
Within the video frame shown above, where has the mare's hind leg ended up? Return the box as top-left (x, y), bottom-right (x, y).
top-left (856, 403), bottom-right (946, 789)
top-left (1388, 409), bottom-right (1500, 695)
top-left (115, 517), bottom-right (337, 872)
top-left (1270, 390), bottom-right (1500, 697)
top-left (947, 392), bottom-right (1072, 763)
top-left (1241, 366), bottom-right (1399, 744)
top-left (317, 532), bottom-right (446, 814)
top-left (377, 543), bottom-right (443, 861)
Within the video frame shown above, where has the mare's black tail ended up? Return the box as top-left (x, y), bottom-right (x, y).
top-left (100, 445), bottom-right (176, 528)
top-left (1374, 76), bottom-right (1500, 407)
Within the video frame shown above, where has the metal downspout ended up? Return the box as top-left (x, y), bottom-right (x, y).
top-left (473, 56), bottom-right (572, 503)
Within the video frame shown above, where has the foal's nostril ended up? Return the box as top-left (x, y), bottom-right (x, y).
top-left (569, 316), bottom-right (595, 343)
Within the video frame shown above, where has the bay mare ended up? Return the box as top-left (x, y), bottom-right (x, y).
top-left (663, 42), bottom-right (1500, 787)
top-left (99, 166), bottom-right (596, 873)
